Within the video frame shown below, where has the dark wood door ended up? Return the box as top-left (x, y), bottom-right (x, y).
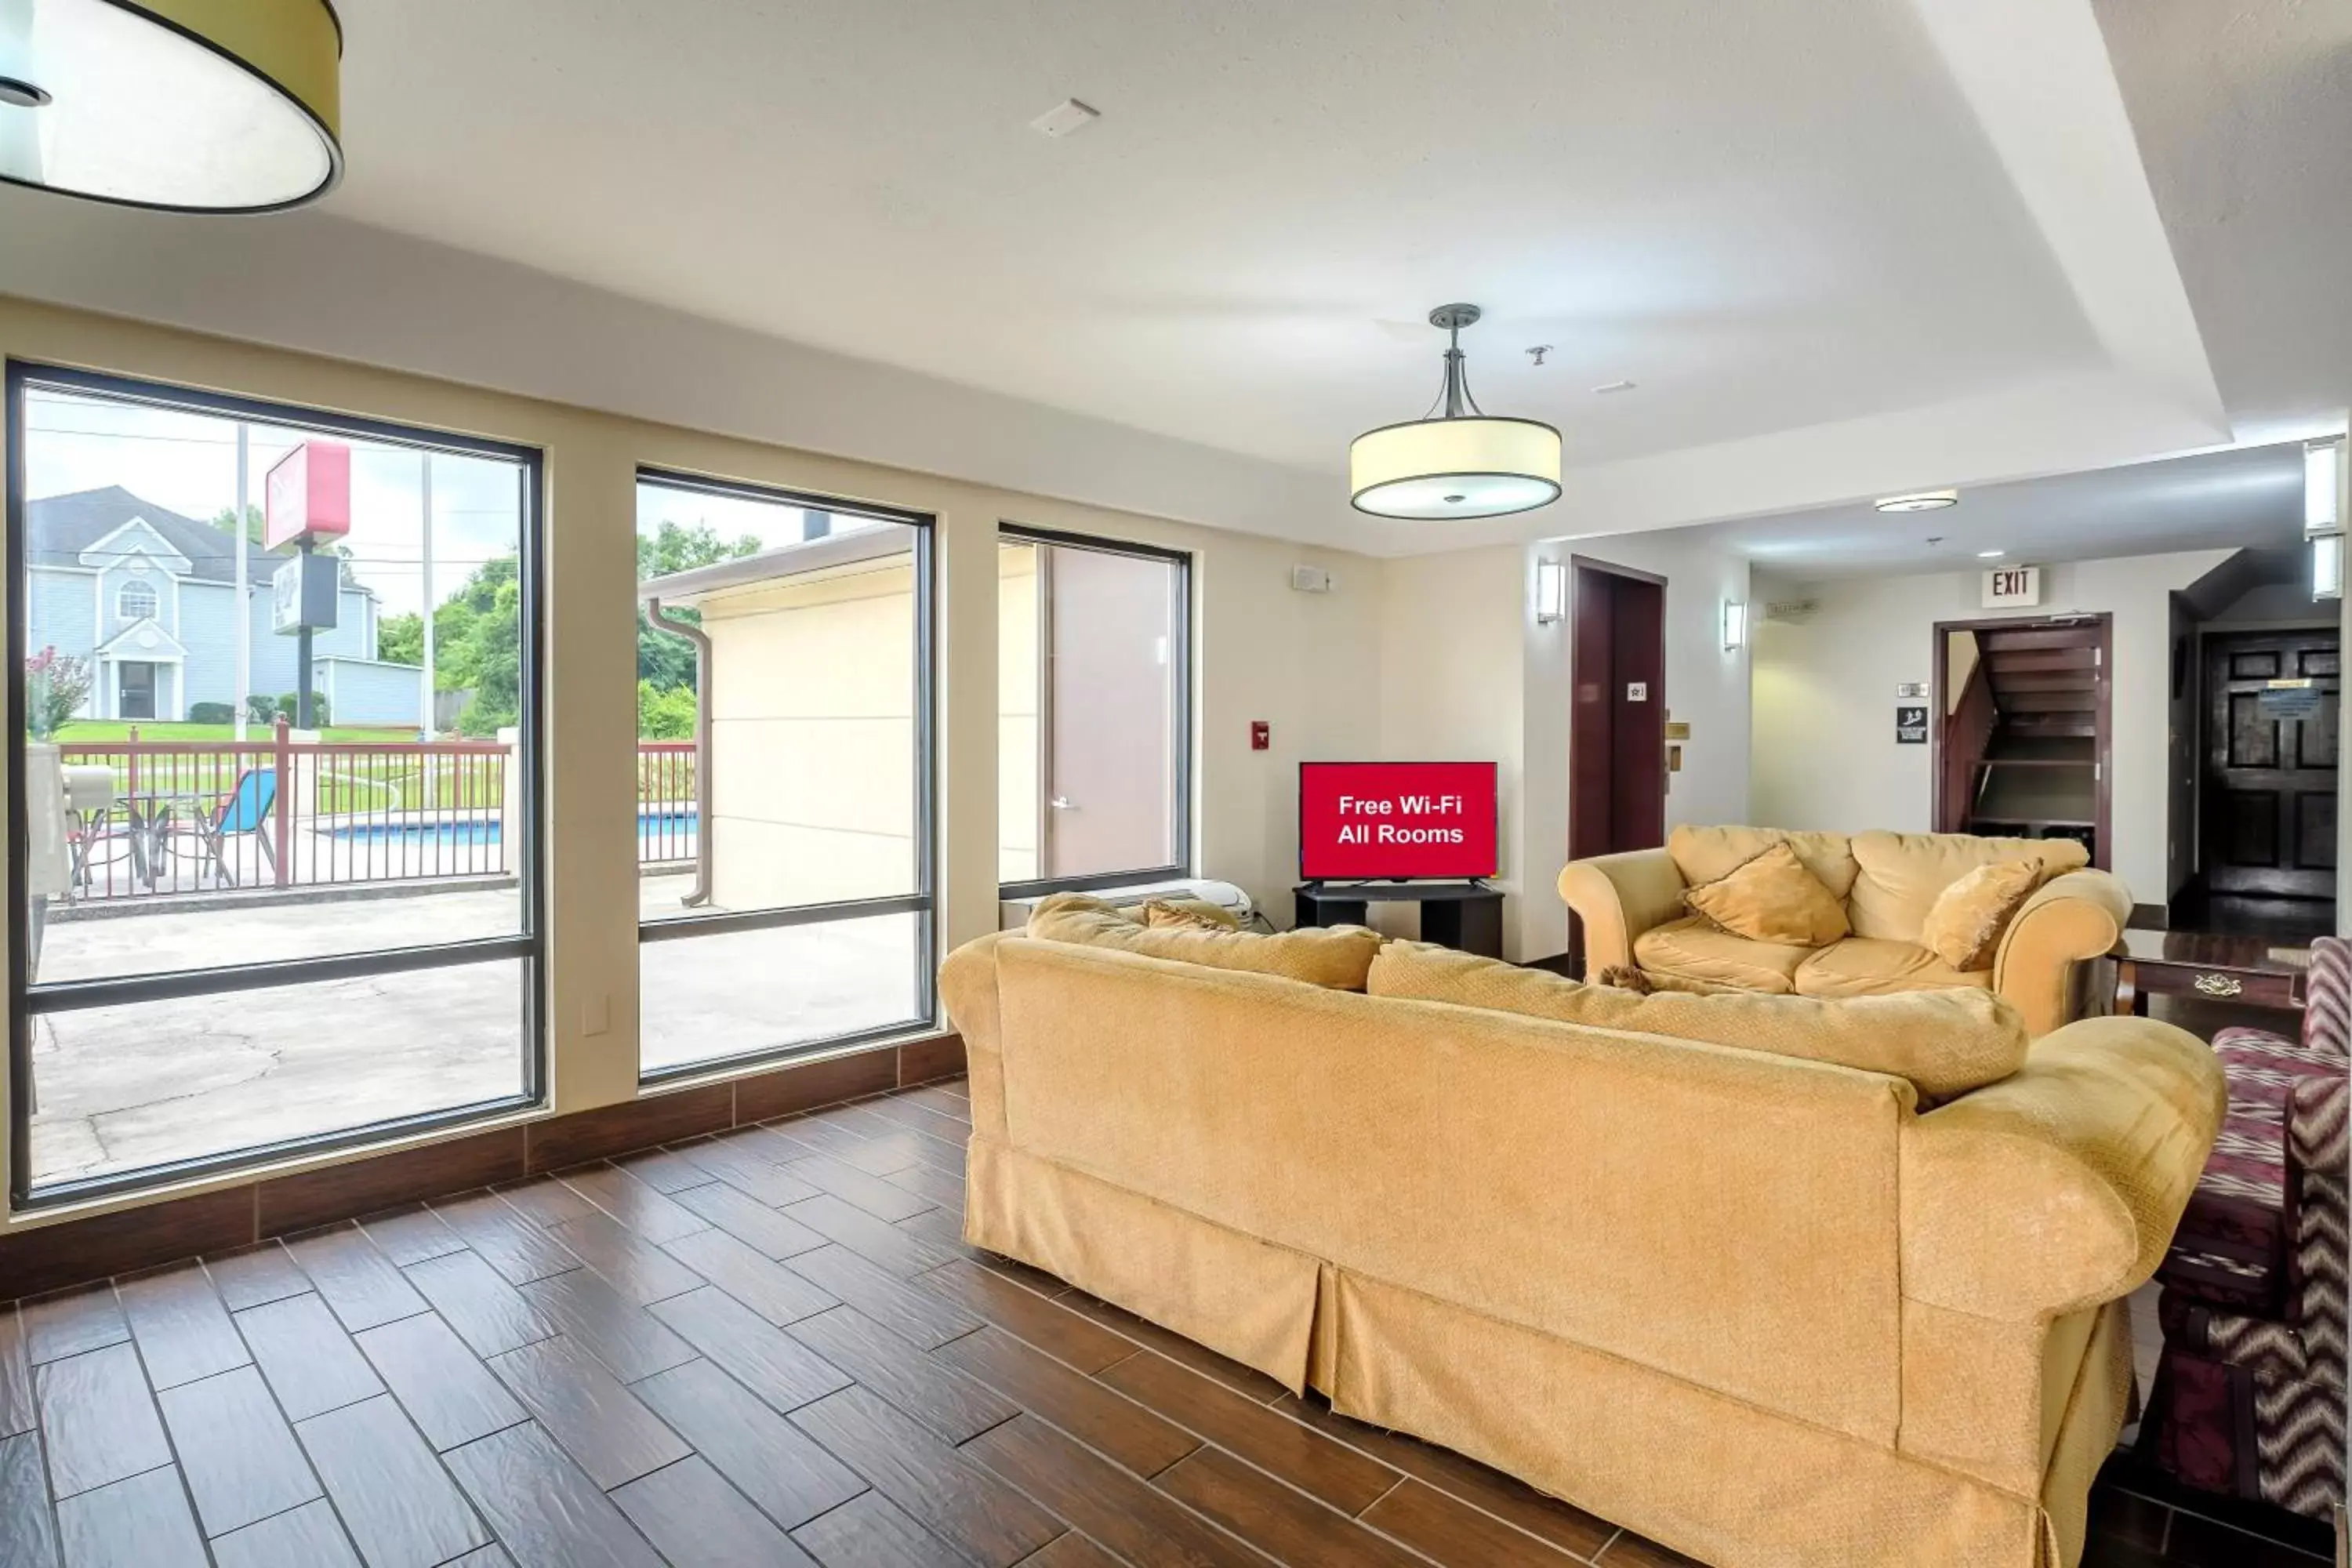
top-left (1568, 561), bottom-right (1666, 862)
top-left (2202, 630), bottom-right (2339, 898)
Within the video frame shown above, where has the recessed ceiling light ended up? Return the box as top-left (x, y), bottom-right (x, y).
top-left (1976, 548), bottom-right (2005, 558)
top-left (1030, 99), bottom-right (1100, 138)
top-left (1875, 490), bottom-right (1959, 513)
top-left (1592, 379), bottom-right (1636, 395)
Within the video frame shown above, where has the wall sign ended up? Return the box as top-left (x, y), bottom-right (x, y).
top-left (1982, 565), bottom-right (2042, 608)
top-left (1896, 681), bottom-right (1926, 698)
top-left (1896, 705), bottom-right (1929, 744)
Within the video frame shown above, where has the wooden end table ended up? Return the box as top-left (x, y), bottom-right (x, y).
top-left (2111, 929), bottom-right (2309, 1018)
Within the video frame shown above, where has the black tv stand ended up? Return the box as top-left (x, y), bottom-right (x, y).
top-left (1293, 880), bottom-right (1504, 958)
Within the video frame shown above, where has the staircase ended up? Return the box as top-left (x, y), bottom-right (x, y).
top-left (1940, 622), bottom-right (2104, 861)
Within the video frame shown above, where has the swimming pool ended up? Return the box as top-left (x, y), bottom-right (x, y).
top-left (327, 808), bottom-right (697, 851)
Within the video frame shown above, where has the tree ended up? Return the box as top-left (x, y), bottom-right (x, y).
top-left (637, 681), bottom-right (698, 740)
top-left (377, 611), bottom-right (423, 667)
top-left (637, 521), bottom-right (760, 694)
top-left (24, 648), bottom-right (92, 738)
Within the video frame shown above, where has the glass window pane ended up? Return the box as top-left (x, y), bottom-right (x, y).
top-left (15, 372), bottom-right (540, 1200)
top-left (637, 914), bottom-right (924, 1077)
top-left (634, 479), bottom-right (922, 921)
top-left (1001, 535), bottom-right (1185, 884)
top-left (20, 387), bottom-right (528, 978)
top-left (25, 958), bottom-right (527, 1189)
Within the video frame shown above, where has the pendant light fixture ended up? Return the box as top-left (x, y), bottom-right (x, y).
top-left (0, 0), bottom-right (343, 213)
top-left (1351, 304), bottom-right (1562, 520)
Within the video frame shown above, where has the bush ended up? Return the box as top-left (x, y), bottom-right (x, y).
top-left (637, 680), bottom-right (698, 741)
top-left (24, 648), bottom-right (93, 738)
top-left (275, 691), bottom-right (331, 726)
top-left (246, 694), bottom-right (278, 724)
top-left (187, 701), bottom-right (236, 725)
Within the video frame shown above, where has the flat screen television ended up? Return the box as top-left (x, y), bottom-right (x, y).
top-left (1298, 760), bottom-right (1499, 882)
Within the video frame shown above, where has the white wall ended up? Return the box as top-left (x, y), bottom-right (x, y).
top-left (1749, 550), bottom-right (2233, 905)
top-left (1371, 532), bottom-right (1752, 961)
top-left (1522, 535), bottom-right (1753, 961)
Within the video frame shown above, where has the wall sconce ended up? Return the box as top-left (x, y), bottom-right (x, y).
top-left (2315, 533), bottom-right (2343, 601)
top-left (2307, 437), bottom-right (2344, 535)
top-left (1722, 600), bottom-right (1749, 650)
top-left (1534, 559), bottom-right (1566, 623)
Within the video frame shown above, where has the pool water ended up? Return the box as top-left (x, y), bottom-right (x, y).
top-left (328, 809), bottom-right (696, 851)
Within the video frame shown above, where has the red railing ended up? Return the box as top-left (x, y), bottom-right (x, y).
top-left (637, 741), bottom-right (697, 866)
top-left (51, 727), bottom-right (699, 901)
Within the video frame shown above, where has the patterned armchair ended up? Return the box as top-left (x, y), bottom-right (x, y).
top-left (2148, 935), bottom-right (2349, 1519)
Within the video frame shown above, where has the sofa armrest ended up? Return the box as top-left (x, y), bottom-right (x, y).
top-left (938, 931), bottom-right (1013, 1142)
top-left (1991, 869), bottom-right (2131, 1036)
top-left (2290, 1073), bottom-right (2349, 1175)
top-left (1557, 849), bottom-right (1686, 977)
top-left (1900, 1015), bottom-right (2223, 1322)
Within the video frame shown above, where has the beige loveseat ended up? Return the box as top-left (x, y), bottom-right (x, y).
top-left (1559, 826), bottom-right (2132, 1036)
top-left (941, 918), bottom-right (2220, 1568)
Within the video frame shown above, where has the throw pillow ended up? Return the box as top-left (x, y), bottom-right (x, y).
top-left (1138, 898), bottom-right (1241, 931)
top-left (1367, 940), bottom-right (2027, 1102)
top-left (1682, 840), bottom-right (1851, 947)
top-left (1028, 894), bottom-right (1381, 990)
top-left (1918, 859), bottom-right (2046, 971)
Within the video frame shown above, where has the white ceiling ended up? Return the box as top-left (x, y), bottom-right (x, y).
top-left (0, 0), bottom-right (2339, 557)
top-left (1668, 440), bottom-right (2307, 580)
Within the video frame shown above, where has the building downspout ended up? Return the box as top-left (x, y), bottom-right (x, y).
top-left (645, 596), bottom-right (713, 909)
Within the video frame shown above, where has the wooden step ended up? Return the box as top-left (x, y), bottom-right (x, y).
top-left (1998, 690), bottom-right (2100, 713)
top-left (1979, 626), bottom-right (2101, 654)
top-left (1985, 648), bottom-right (2098, 675)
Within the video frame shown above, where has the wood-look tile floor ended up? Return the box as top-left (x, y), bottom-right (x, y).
top-left (0, 1076), bottom-right (2329, 1568)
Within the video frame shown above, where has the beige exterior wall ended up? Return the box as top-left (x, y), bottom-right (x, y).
top-left (0, 293), bottom-right (1385, 1236)
top-left (996, 545), bottom-right (1040, 884)
top-left (695, 556), bottom-right (920, 909)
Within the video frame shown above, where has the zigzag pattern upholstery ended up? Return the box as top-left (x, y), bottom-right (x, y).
top-left (2151, 935), bottom-right (2349, 1519)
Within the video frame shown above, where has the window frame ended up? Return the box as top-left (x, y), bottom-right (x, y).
top-left (632, 465), bottom-right (939, 1083)
top-left (116, 580), bottom-right (158, 622)
top-left (996, 523), bottom-right (1195, 900)
top-left (6, 361), bottom-right (548, 1209)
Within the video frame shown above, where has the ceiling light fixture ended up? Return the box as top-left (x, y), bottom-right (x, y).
top-left (2306, 437), bottom-right (2344, 535)
top-left (0, 0), bottom-right (343, 212)
top-left (1875, 491), bottom-right (1959, 514)
top-left (1350, 304), bottom-right (1563, 521)
top-left (1976, 549), bottom-right (2005, 559)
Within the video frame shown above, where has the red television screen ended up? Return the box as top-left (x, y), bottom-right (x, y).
top-left (1299, 761), bottom-right (1498, 881)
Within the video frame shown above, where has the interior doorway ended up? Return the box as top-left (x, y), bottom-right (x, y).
top-left (1932, 615), bottom-right (2113, 869)
top-left (1568, 557), bottom-right (1668, 862)
top-left (2195, 628), bottom-right (2339, 920)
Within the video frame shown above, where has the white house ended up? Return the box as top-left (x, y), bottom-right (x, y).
top-left (24, 486), bottom-right (422, 725)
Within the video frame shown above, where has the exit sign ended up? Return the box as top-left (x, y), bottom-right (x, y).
top-left (1983, 564), bottom-right (2042, 608)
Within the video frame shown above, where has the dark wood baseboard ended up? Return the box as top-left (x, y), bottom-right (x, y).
top-left (0, 1033), bottom-right (964, 1298)
top-left (1519, 953), bottom-right (1578, 977)
top-left (2130, 902), bottom-right (2170, 931)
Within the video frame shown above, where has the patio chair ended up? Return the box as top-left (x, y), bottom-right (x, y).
top-left (61, 764), bottom-right (135, 895)
top-left (186, 768), bottom-right (281, 887)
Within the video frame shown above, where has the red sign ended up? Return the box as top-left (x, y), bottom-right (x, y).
top-left (263, 441), bottom-right (353, 550)
top-left (1299, 761), bottom-right (1498, 881)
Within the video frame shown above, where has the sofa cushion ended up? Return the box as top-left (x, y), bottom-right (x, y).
top-left (1370, 940), bottom-right (2027, 1101)
top-left (1683, 840), bottom-right (1851, 947)
top-left (1137, 898), bottom-right (1242, 931)
top-left (1795, 937), bottom-right (1995, 999)
top-left (1846, 831), bottom-right (2089, 942)
top-left (1027, 895), bottom-right (1380, 990)
top-left (1667, 825), bottom-right (1859, 901)
top-left (1918, 860), bottom-right (2045, 971)
top-left (1633, 916), bottom-right (1812, 994)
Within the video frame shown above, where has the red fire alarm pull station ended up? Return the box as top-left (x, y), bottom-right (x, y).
top-left (1250, 720), bottom-right (1271, 751)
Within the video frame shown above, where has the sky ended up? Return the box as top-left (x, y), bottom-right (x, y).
top-left (24, 390), bottom-right (524, 620)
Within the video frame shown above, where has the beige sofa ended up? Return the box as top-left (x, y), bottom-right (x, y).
top-left (941, 924), bottom-right (2220, 1568)
top-left (1560, 826), bottom-right (2132, 1036)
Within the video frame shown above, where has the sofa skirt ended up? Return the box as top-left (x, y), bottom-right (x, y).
top-left (965, 1136), bottom-right (2133, 1568)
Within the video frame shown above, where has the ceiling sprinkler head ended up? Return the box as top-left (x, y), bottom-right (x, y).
top-left (1526, 346), bottom-right (1552, 366)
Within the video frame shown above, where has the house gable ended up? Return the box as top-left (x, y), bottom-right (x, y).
top-left (78, 517), bottom-right (194, 576)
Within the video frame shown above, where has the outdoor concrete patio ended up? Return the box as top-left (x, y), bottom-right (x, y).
top-left (26, 875), bottom-right (920, 1189)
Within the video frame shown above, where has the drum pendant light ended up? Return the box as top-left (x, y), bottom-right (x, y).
top-left (0, 0), bottom-right (343, 212)
top-left (1350, 303), bottom-right (1562, 521)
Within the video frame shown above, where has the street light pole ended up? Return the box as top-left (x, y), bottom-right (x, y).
top-left (234, 424), bottom-right (249, 739)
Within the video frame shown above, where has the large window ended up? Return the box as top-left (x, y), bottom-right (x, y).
top-left (998, 527), bottom-right (1190, 894)
top-left (9, 365), bottom-right (542, 1204)
top-left (633, 470), bottom-right (934, 1078)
